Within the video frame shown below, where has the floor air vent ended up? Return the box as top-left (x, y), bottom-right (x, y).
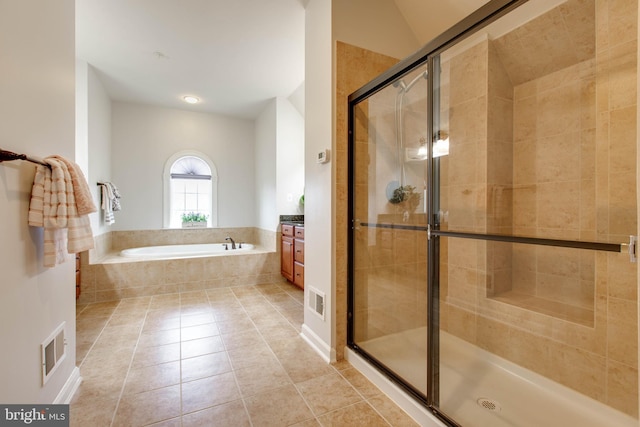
top-left (308, 287), bottom-right (325, 320)
top-left (41, 322), bottom-right (66, 385)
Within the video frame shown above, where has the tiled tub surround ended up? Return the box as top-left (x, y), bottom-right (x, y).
top-left (79, 228), bottom-right (283, 304)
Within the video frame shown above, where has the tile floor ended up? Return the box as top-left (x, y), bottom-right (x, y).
top-left (71, 281), bottom-right (419, 426)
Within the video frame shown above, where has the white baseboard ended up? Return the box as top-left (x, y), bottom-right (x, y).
top-left (54, 367), bottom-right (82, 404)
top-left (300, 324), bottom-right (336, 363)
top-left (345, 347), bottom-right (445, 427)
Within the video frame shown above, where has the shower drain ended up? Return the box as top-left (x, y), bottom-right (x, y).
top-left (477, 397), bottom-right (501, 412)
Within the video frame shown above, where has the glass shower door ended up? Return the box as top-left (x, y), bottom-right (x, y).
top-left (431, 0), bottom-right (638, 425)
top-left (349, 64), bottom-right (430, 399)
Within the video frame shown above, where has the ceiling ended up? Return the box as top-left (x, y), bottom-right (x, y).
top-left (76, 0), bottom-right (306, 119)
top-left (76, 0), bottom-right (484, 120)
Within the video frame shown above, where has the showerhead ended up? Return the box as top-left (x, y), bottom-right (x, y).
top-left (393, 80), bottom-right (407, 92)
top-left (405, 69), bottom-right (428, 93)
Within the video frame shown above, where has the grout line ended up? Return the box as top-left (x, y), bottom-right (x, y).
top-left (107, 297), bottom-right (151, 427)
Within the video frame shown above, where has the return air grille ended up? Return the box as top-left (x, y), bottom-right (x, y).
top-left (308, 286), bottom-right (325, 320)
top-left (41, 322), bottom-right (66, 385)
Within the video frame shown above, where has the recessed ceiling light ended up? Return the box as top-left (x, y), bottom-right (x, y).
top-left (183, 96), bottom-right (199, 104)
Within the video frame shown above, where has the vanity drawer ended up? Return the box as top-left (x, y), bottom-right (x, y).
top-left (294, 262), bottom-right (304, 289)
top-left (294, 227), bottom-right (304, 239)
top-left (294, 240), bottom-right (304, 263)
top-left (282, 224), bottom-right (294, 237)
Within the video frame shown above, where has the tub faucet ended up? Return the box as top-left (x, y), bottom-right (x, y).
top-left (225, 236), bottom-right (236, 249)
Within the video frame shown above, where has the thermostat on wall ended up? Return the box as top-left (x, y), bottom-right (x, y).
top-left (317, 149), bottom-right (330, 164)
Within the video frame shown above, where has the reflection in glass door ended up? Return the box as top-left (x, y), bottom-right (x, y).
top-left (349, 64), bottom-right (430, 399)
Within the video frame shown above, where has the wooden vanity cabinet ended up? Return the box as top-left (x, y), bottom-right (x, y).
top-left (281, 224), bottom-right (295, 282)
top-left (75, 253), bottom-right (81, 300)
top-left (293, 226), bottom-right (304, 289)
top-left (281, 223), bottom-right (304, 289)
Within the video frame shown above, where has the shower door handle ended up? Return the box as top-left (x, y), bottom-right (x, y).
top-left (626, 235), bottom-right (637, 263)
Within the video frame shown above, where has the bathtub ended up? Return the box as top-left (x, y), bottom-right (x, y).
top-left (120, 243), bottom-right (255, 259)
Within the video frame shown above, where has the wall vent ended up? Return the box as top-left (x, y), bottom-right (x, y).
top-left (308, 287), bottom-right (325, 320)
top-left (41, 322), bottom-right (66, 385)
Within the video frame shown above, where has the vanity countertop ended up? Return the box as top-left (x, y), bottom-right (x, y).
top-left (279, 215), bottom-right (304, 227)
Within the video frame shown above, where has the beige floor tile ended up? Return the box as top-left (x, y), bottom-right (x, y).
top-left (70, 396), bottom-right (118, 427)
top-left (181, 351), bottom-right (232, 382)
top-left (227, 342), bottom-right (279, 370)
top-left (291, 419), bottom-right (322, 427)
top-left (181, 400), bottom-right (251, 427)
top-left (113, 385), bottom-right (181, 426)
top-left (138, 327), bottom-right (181, 347)
top-left (216, 316), bottom-right (256, 335)
top-left (255, 283), bottom-right (285, 295)
top-left (123, 360), bottom-right (181, 395)
top-left (232, 285), bottom-right (264, 296)
top-left (181, 312), bottom-right (215, 327)
top-left (279, 353), bottom-right (336, 383)
top-left (330, 360), bottom-right (352, 371)
top-left (146, 417), bottom-right (181, 427)
top-left (181, 322), bottom-right (220, 341)
top-left (248, 311), bottom-right (288, 327)
top-left (244, 384), bottom-right (314, 427)
top-left (234, 360), bottom-right (293, 397)
top-left (142, 315), bottom-right (181, 332)
top-left (180, 304), bottom-right (212, 316)
top-left (368, 395), bottom-right (420, 426)
top-left (181, 372), bottom-right (241, 414)
top-left (316, 401), bottom-right (390, 427)
top-left (257, 321), bottom-right (300, 342)
top-left (132, 342), bottom-right (181, 368)
top-left (212, 307), bottom-right (250, 322)
top-left (221, 329), bottom-right (264, 350)
top-left (181, 335), bottom-right (225, 359)
top-left (71, 285), bottom-right (412, 427)
top-left (71, 374), bottom-right (125, 403)
top-left (296, 372), bottom-right (363, 416)
top-left (340, 367), bottom-right (383, 399)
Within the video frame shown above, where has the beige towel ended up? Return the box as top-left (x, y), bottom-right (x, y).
top-left (28, 157), bottom-right (95, 267)
top-left (51, 155), bottom-right (97, 215)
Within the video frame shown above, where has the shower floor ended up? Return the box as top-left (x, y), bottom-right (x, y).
top-left (358, 328), bottom-right (635, 427)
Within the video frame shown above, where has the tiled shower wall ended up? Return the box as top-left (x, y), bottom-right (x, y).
top-left (79, 227), bottom-right (282, 304)
top-left (441, 0), bottom-right (638, 416)
top-left (336, 41), bottom-right (400, 360)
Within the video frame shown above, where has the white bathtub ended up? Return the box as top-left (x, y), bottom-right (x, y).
top-left (120, 243), bottom-right (255, 259)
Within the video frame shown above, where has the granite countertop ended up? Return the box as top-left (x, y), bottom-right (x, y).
top-left (280, 215), bottom-right (304, 226)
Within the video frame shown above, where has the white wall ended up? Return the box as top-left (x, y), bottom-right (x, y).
top-left (0, 0), bottom-right (78, 403)
top-left (255, 99), bottom-right (277, 231)
top-left (110, 102), bottom-right (256, 230)
top-left (303, 0), bottom-right (334, 355)
top-left (303, 0), bottom-right (428, 360)
top-left (276, 97), bottom-right (305, 220)
top-left (84, 63), bottom-right (112, 236)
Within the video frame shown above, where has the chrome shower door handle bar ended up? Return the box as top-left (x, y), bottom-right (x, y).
top-left (624, 235), bottom-right (637, 263)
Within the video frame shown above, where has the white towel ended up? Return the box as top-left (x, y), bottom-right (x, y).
top-left (101, 184), bottom-right (115, 225)
top-left (28, 157), bottom-right (95, 267)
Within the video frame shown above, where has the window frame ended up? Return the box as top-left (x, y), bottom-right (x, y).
top-left (163, 150), bottom-right (218, 228)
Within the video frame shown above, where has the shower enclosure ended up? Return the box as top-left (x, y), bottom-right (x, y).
top-left (347, 0), bottom-right (638, 426)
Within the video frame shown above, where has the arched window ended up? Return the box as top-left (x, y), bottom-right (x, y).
top-left (163, 151), bottom-right (218, 228)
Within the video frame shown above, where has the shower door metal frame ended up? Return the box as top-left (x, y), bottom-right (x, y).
top-left (346, 0), bottom-right (635, 425)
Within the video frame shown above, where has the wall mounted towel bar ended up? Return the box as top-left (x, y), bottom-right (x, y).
top-left (0, 149), bottom-right (49, 167)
